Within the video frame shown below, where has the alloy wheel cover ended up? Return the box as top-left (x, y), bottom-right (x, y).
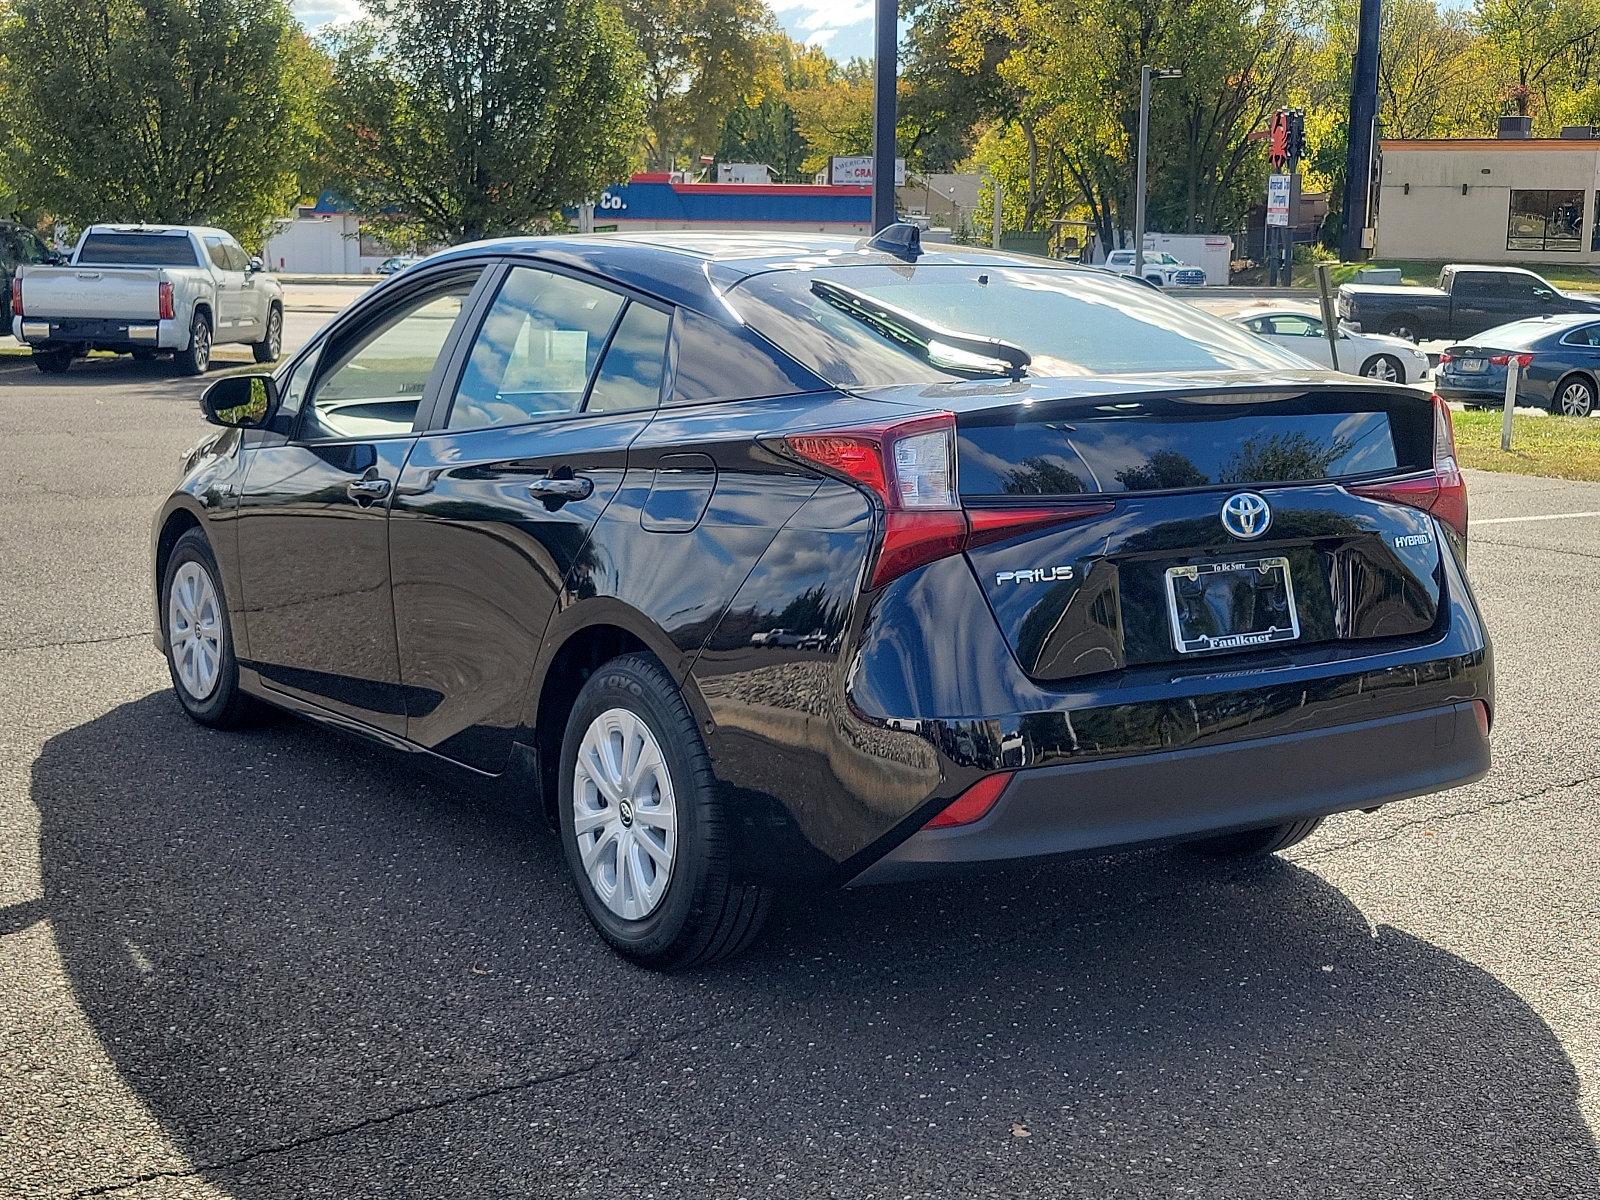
top-left (572, 707), bottom-right (678, 920)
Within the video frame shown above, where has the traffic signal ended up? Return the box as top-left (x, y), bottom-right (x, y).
top-left (1268, 109), bottom-right (1309, 171)
top-left (1269, 111), bottom-right (1289, 171)
top-left (1286, 109), bottom-right (1307, 167)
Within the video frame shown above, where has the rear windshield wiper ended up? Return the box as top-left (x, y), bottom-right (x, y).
top-left (809, 278), bottom-right (1031, 379)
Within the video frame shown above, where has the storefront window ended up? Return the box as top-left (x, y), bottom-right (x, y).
top-left (1592, 192), bottom-right (1600, 252)
top-left (1507, 189), bottom-right (1582, 252)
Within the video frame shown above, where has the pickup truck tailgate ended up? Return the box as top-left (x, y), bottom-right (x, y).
top-left (19, 266), bottom-right (164, 319)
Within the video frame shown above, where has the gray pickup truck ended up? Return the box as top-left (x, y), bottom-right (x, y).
top-left (12, 224), bottom-right (284, 375)
top-left (1337, 264), bottom-right (1600, 342)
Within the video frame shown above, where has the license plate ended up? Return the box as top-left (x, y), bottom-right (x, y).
top-left (1164, 557), bottom-right (1301, 655)
top-left (1459, 358), bottom-right (1486, 373)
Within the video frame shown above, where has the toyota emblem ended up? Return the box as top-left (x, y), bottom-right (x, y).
top-left (1220, 492), bottom-right (1272, 540)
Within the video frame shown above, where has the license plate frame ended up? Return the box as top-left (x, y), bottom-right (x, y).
top-left (1458, 358), bottom-right (1487, 373)
top-left (1164, 556), bottom-right (1301, 655)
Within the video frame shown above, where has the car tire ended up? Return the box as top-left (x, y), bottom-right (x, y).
top-left (252, 304), bottom-right (283, 364)
top-left (174, 312), bottom-right (212, 376)
top-left (161, 528), bottom-right (261, 728)
top-left (1185, 817), bottom-right (1324, 858)
top-left (1552, 373), bottom-right (1596, 418)
top-left (1384, 318), bottom-right (1420, 342)
top-left (1361, 353), bottom-right (1405, 383)
top-left (1144, 274), bottom-right (1164, 287)
top-left (33, 348), bottom-right (73, 374)
top-left (558, 653), bottom-right (772, 969)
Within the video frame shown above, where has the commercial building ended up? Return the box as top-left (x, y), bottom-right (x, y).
top-left (262, 192), bottom-right (412, 274)
top-left (586, 172), bottom-right (872, 234)
top-left (1375, 124), bottom-right (1600, 264)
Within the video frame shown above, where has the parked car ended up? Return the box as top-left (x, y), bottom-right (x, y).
top-left (1436, 313), bottom-right (1600, 416)
top-left (0, 221), bottom-right (59, 328)
top-left (1232, 306), bottom-right (1431, 383)
top-left (1337, 264), bottom-right (1600, 342)
top-left (12, 224), bottom-right (284, 374)
top-left (1102, 249), bottom-right (1207, 288)
top-left (153, 229), bottom-right (1492, 968)
top-left (376, 255), bottom-right (422, 275)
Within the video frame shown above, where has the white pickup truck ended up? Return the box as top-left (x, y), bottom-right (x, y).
top-left (1102, 249), bottom-right (1208, 288)
top-left (11, 225), bottom-right (284, 375)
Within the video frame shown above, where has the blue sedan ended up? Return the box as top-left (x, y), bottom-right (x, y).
top-left (1436, 313), bottom-right (1600, 416)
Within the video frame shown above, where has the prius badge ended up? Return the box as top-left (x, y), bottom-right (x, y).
top-left (1220, 491), bottom-right (1271, 540)
top-left (995, 566), bottom-right (1073, 585)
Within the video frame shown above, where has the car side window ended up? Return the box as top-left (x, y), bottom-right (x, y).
top-left (586, 303), bottom-right (670, 414)
top-left (1453, 274), bottom-right (1486, 297)
top-left (298, 277), bottom-right (478, 441)
top-left (223, 240), bottom-right (250, 272)
top-left (448, 266), bottom-right (625, 429)
top-left (203, 236), bottom-right (230, 270)
top-left (1267, 314), bottom-right (1320, 337)
top-left (1566, 324), bottom-right (1600, 347)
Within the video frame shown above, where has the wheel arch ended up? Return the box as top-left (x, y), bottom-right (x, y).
top-left (1552, 368), bottom-right (1598, 414)
top-left (525, 603), bottom-right (714, 825)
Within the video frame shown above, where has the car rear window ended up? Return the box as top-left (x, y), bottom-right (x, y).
top-left (76, 232), bottom-right (200, 267)
top-left (957, 393), bottom-right (1431, 497)
top-left (727, 264), bottom-right (1309, 389)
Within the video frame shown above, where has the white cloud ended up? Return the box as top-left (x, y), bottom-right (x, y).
top-left (770, 0), bottom-right (876, 34)
top-left (805, 28), bottom-right (839, 47)
top-left (293, 0), bottom-right (363, 30)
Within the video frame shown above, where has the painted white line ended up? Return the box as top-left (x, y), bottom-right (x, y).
top-left (1471, 510), bottom-right (1600, 526)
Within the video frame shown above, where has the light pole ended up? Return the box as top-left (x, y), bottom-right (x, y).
top-left (870, 0), bottom-right (897, 231)
top-left (1132, 66), bottom-right (1182, 279)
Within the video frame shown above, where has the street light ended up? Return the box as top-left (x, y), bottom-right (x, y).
top-left (1132, 66), bottom-right (1182, 280)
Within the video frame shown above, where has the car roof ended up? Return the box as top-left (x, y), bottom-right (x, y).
top-left (1468, 312), bottom-right (1600, 345)
top-left (417, 231), bottom-right (1085, 314)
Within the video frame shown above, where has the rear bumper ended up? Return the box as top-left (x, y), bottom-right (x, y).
top-left (850, 701), bottom-right (1489, 884)
top-left (13, 314), bottom-right (181, 350)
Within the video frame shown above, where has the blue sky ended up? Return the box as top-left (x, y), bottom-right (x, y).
top-left (292, 1), bottom-right (878, 63)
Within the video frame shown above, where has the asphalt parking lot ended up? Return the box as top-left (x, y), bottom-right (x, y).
top-left (1, 317), bottom-right (1597, 1198)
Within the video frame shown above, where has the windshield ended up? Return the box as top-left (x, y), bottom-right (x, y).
top-left (76, 232), bottom-right (200, 268)
top-left (729, 264), bottom-right (1309, 388)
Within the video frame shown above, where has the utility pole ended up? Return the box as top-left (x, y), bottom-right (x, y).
top-left (1133, 67), bottom-right (1181, 279)
top-left (870, 0), bottom-right (897, 231)
top-left (1340, 0), bottom-right (1382, 260)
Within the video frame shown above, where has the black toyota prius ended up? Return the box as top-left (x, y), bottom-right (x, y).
top-left (152, 229), bottom-right (1493, 968)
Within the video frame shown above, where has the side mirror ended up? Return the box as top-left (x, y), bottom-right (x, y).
top-left (247, 256), bottom-right (264, 274)
top-left (201, 373), bottom-right (277, 428)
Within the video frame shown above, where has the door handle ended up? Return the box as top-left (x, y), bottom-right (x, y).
top-left (346, 476), bottom-right (392, 503)
top-left (527, 476), bottom-right (594, 503)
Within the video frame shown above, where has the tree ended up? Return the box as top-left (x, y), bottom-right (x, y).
top-left (715, 35), bottom-right (830, 181)
top-left (319, 0), bottom-right (644, 244)
top-left (1473, 0), bottom-right (1600, 121)
top-left (620, 0), bottom-right (777, 170)
top-left (936, 0), bottom-right (1310, 246)
top-left (0, 0), bottom-right (318, 242)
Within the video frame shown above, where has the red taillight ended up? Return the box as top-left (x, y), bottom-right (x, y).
top-left (925, 772), bottom-right (1014, 829)
top-left (158, 281), bottom-right (174, 321)
top-left (1349, 394), bottom-right (1467, 540)
top-left (1438, 352), bottom-right (1452, 365)
top-left (9, 276), bottom-right (21, 318)
top-left (1487, 352), bottom-right (1533, 368)
top-left (782, 414), bottom-right (1112, 588)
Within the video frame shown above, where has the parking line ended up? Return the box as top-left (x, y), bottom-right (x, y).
top-left (1471, 510), bottom-right (1600, 526)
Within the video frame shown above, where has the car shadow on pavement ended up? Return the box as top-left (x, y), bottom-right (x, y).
top-left (31, 693), bottom-right (1600, 1199)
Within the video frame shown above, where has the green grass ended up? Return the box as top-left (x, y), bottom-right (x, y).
top-left (1453, 408), bottom-right (1600, 481)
